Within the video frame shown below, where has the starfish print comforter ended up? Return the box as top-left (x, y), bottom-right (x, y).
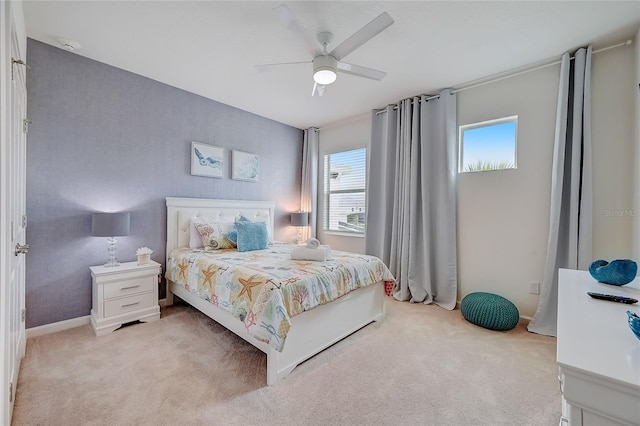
top-left (166, 242), bottom-right (395, 352)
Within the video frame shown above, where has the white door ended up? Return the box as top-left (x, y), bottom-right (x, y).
top-left (8, 22), bottom-right (28, 414)
top-left (1, 1), bottom-right (27, 424)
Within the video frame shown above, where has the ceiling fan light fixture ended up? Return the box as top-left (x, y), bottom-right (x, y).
top-left (313, 55), bottom-right (338, 85)
top-left (313, 68), bottom-right (337, 85)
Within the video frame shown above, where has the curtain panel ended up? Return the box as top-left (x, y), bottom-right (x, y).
top-left (366, 90), bottom-right (458, 309)
top-left (528, 47), bottom-right (593, 336)
top-left (301, 127), bottom-right (319, 240)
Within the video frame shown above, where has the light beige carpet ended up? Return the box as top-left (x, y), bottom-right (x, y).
top-left (12, 299), bottom-right (560, 426)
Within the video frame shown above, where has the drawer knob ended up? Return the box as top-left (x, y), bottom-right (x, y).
top-left (121, 302), bottom-right (140, 308)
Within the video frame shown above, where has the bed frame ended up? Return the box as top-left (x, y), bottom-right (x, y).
top-left (165, 197), bottom-right (386, 385)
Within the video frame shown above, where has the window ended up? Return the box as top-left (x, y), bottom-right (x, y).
top-left (459, 116), bottom-right (517, 173)
top-left (323, 148), bottom-right (366, 235)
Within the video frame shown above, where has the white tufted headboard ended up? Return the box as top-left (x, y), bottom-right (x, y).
top-left (165, 197), bottom-right (276, 263)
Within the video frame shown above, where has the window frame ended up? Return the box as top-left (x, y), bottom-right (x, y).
top-left (458, 115), bottom-right (518, 173)
top-left (322, 147), bottom-right (367, 237)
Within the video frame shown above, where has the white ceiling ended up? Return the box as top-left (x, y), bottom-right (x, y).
top-left (23, 1), bottom-right (640, 130)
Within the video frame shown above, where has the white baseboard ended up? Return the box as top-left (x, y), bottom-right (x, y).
top-left (26, 315), bottom-right (91, 339)
top-left (27, 302), bottom-right (171, 339)
top-left (25, 301), bottom-right (530, 338)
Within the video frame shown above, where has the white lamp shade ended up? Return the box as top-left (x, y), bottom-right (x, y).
top-left (91, 212), bottom-right (130, 237)
top-left (290, 212), bottom-right (309, 227)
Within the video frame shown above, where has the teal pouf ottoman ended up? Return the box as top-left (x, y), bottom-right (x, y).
top-left (461, 292), bottom-right (520, 331)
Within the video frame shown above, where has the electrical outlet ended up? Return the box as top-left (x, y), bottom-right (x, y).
top-left (529, 281), bottom-right (540, 295)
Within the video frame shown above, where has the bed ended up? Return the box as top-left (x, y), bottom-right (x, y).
top-left (164, 197), bottom-right (393, 385)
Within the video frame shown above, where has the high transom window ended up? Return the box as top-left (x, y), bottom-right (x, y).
top-left (459, 116), bottom-right (517, 173)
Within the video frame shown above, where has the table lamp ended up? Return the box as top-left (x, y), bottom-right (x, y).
top-left (290, 211), bottom-right (309, 244)
top-left (92, 212), bottom-right (130, 267)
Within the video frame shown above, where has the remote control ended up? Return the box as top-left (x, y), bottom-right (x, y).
top-left (587, 292), bottom-right (638, 304)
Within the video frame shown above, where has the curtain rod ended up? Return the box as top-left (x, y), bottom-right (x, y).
top-left (375, 39), bottom-right (632, 115)
top-left (452, 39), bottom-right (632, 94)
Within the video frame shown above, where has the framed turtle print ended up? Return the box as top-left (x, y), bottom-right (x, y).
top-left (191, 141), bottom-right (223, 178)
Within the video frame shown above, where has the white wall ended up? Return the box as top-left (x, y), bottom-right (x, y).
top-left (316, 113), bottom-right (371, 254)
top-left (634, 29), bottom-right (640, 261)
top-left (318, 41), bottom-right (636, 317)
top-left (457, 66), bottom-right (559, 317)
top-left (458, 44), bottom-right (635, 317)
top-left (591, 44), bottom-right (636, 259)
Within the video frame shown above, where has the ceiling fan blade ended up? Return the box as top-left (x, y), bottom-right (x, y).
top-left (336, 61), bottom-right (387, 81)
top-left (329, 12), bottom-right (394, 60)
top-left (273, 4), bottom-right (320, 57)
top-left (255, 61), bottom-right (311, 72)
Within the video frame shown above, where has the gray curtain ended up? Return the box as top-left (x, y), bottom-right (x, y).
top-left (301, 127), bottom-right (319, 240)
top-left (528, 47), bottom-right (593, 336)
top-left (366, 90), bottom-right (458, 309)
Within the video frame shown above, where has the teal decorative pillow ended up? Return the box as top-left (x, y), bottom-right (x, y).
top-left (225, 216), bottom-right (251, 244)
top-left (238, 214), bottom-right (273, 242)
top-left (225, 228), bottom-right (238, 244)
top-left (461, 292), bottom-right (520, 331)
top-left (235, 220), bottom-right (269, 252)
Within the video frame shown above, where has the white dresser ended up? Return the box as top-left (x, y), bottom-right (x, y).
top-left (90, 261), bottom-right (161, 336)
top-left (557, 268), bottom-right (640, 426)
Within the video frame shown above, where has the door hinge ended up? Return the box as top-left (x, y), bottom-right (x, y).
top-left (22, 215), bottom-right (28, 229)
top-left (9, 382), bottom-right (12, 403)
top-left (23, 119), bottom-right (32, 133)
top-left (21, 309), bottom-right (26, 322)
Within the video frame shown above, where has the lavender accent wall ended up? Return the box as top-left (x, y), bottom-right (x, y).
top-left (25, 39), bottom-right (303, 328)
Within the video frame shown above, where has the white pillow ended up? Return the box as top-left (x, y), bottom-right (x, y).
top-left (189, 216), bottom-right (234, 248)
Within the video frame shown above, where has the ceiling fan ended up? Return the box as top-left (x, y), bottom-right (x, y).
top-left (256, 4), bottom-right (394, 96)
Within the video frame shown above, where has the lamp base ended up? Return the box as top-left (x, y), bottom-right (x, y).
top-left (293, 227), bottom-right (303, 245)
top-left (104, 237), bottom-right (120, 267)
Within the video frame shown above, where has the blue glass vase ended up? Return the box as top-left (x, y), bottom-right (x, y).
top-left (589, 259), bottom-right (637, 286)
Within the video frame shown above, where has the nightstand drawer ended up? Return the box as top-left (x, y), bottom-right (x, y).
top-left (103, 277), bottom-right (154, 299)
top-left (104, 292), bottom-right (154, 317)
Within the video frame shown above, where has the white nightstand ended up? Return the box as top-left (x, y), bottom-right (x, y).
top-left (90, 260), bottom-right (161, 336)
top-left (557, 269), bottom-right (640, 425)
